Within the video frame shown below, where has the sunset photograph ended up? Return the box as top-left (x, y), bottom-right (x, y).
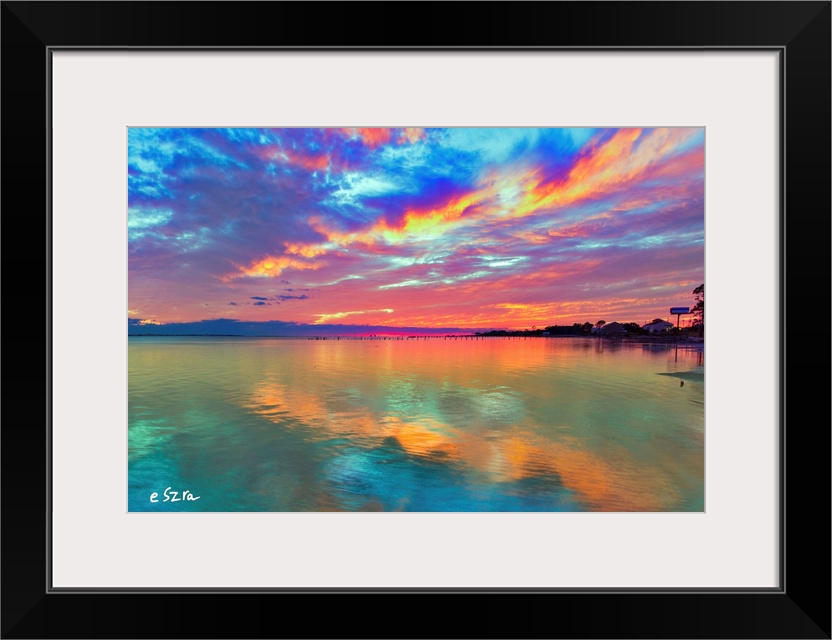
top-left (128, 127), bottom-right (705, 512)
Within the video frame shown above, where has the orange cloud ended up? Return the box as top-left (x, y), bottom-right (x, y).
top-left (399, 127), bottom-right (426, 144)
top-left (284, 242), bottom-right (327, 258)
top-left (287, 150), bottom-right (330, 172)
top-left (340, 127), bottom-right (392, 148)
top-left (242, 129), bottom-right (699, 283)
top-left (224, 255), bottom-right (323, 281)
top-left (307, 215), bottom-right (379, 249)
top-left (314, 184), bottom-right (495, 250)
top-left (479, 128), bottom-right (700, 222)
top-left (391, 190), bottom-right (488, 239)
top-left (341, 127), bottom-right (425, 148)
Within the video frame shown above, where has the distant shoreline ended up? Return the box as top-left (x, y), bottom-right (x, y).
top-left (128, 333), bottom-right (704, 345)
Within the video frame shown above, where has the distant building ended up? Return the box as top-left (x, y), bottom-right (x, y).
top-left (599, 322), bottom-right (627, 335)
top-left (642, 320), bottom-right (674, 334)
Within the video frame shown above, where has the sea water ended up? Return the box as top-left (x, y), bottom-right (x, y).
top-left (128, 336), bottom-right (704, 512)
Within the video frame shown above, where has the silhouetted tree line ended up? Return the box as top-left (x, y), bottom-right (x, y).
top-left (475, 323), bottom-right (625, 337)
top-left (474, 321), bottom-right (697, 338)
top-left (691, 283), bottom-right (704, 335)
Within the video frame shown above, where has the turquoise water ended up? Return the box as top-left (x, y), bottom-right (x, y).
top-left (128, 336), bottom-right (704, 512)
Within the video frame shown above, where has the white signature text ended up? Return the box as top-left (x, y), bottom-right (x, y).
top-left (150, 487), bottom-right (201, 503)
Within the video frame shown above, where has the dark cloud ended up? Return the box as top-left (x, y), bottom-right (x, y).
top-left (250, 296), bottom-right (269, 301)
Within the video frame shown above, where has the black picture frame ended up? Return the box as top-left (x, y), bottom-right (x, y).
top-left (2, 2), bottom-right (829, 638)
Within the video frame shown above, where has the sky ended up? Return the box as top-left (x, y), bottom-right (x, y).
top-left (128, 127), bottom-right (704, 334)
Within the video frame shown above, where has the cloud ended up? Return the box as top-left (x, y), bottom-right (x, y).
top-left (343, 128), bottom-right (392, 148)
top-left (314, 308), bottom-right (393, 325)
top-left (129, 127), bottom-right (703, 328)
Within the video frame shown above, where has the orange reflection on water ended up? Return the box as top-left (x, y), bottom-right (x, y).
top-left (537, 437), bottom-right (677, 511)
top-left (244, 379), bottom-right (680, 511)
top-left (380, 416), bottom-right (462, 461)
top-left (246, 381), bottom-right (330, 425)
top-left (460, 432), bottom-right (676, 511)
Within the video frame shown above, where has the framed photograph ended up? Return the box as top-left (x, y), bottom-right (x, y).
top-left (3, 1), bottom-right (829, 638)
top-left (125, 123), bottom-right (707, 516)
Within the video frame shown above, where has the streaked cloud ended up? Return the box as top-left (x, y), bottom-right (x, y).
top-left (129, 127), bottom-right (704, 329)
